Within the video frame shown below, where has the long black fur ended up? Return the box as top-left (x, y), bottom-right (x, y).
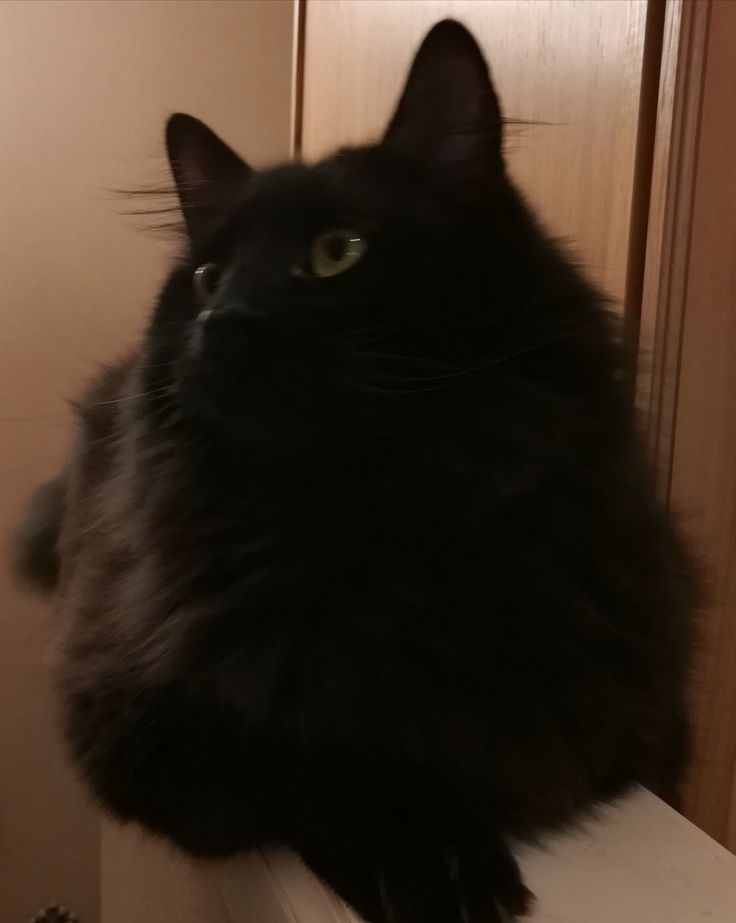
top-left (15, 21), bottom-right (695, 922)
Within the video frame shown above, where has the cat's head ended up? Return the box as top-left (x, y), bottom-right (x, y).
top-left (139, 20), bottom-right (583, 471)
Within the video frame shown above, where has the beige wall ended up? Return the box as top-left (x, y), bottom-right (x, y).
top-left (0, 2), bottom-right (294, 919)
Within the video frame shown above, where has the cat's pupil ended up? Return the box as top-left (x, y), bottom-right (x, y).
top-left (325, 234), bottom-right (347, 262)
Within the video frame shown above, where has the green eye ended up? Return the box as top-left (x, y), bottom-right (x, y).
top-left (309, 228), bottom-right (367, 278)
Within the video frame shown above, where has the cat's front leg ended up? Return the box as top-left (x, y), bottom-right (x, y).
top-left (293, 792), bottom-right (532, 923)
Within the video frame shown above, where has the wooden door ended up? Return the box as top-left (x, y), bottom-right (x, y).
top-left (299, 0), bottom-right (651, 309)
top-left (641, 0), bottom-right (736, 851)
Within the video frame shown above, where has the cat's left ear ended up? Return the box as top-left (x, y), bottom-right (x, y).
top-left (166, 113), bottom-right (252, 239)
top-left (383, 20), bottom-right (503, 186)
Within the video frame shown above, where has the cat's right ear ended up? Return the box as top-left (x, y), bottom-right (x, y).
top-left (166, 113), bottom-right (252, 239)
top-left (383, 20), bottom-right (503, 190)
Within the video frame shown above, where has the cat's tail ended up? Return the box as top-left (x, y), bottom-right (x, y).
top-left (12, 475), bottom-right (66, 593)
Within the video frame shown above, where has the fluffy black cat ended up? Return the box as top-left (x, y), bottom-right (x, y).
top-left (15, 21), bottom-right (695, 923)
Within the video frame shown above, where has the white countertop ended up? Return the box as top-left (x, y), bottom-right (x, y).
top-left (219, 788), bottom-right (736, 922)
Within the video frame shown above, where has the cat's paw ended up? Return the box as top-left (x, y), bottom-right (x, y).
top-left (301, 828), bottom-right (532, 923)
top-left (446, 844), bottom-right (534, 922)
top-left (493, 893), bottom-right (534, 923)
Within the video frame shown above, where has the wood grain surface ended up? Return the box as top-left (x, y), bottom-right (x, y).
top-left (666, 0), bottom-right (736, 851)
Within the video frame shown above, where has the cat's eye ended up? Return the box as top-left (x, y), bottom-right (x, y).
top-left (308, 229), bottom-right (367, 278)
top-left (193, 262), bottom-right (222, 303)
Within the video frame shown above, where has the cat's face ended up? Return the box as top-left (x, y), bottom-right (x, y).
top-left (138, 22), bottom-right (524, 465)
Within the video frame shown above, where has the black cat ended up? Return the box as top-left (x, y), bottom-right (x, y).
top-left (15, 20), bottom-right (695, 922)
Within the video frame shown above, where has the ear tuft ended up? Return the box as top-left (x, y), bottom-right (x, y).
top-left (166, 114), bottom-right (251, 239)
top-left (383, 20), bottom-right (503, 184)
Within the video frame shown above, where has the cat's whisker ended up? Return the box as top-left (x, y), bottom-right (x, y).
top-left (138, 359), bottom-right (179, 371)
top-left (358, 380), bottom-right (453, 395)
top-left (354, 351), bottom-right (444, 367)
top-left (343, 310), bottom-right (422, 342)
top-left (344, 321), bottom-right (400, 338)
top-left (0, 413), bottom-right (71, 424)
top-left (153, 319), bottom-right (193, 329)
top-left (346, 327), bottom-right (403, 347)
top-left (353, 328), bottom-right (581, 387)
top-left (89, 385), bottom-right (173, 406)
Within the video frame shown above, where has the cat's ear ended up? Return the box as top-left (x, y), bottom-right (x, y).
top-left (166, 113), bottom-right (251, 239)
top-left (383, 20), bottom-right (502, 185)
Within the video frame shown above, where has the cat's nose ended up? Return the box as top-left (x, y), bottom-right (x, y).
top-left (210, 299), bottom-right (265, 322)
top-left (190, 302), bottom-right (258, 357)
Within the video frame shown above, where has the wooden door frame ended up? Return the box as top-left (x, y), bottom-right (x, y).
top-left (290, 0), bottom-right (308, 158)
top-left (656, 0), bottom-right (736, 848)
top-left (636, 0), bottom-right (712, 491)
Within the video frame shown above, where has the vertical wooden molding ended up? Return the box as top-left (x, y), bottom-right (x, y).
top-left (642, 0), bottom-right (736, 850)
top-left (290, 0), bottom-right (308, 158)
top-left (624, 0), bottom-right (666, 331)
top-left (668, 0), bottom-right (736, 849)
top-left (636, 0), bottom-right (712, 494)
